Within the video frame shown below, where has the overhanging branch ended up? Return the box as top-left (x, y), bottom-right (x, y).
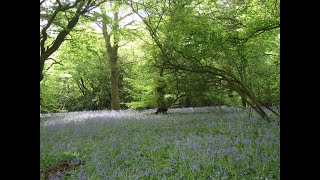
top-left (45, 57), bottom-right (63, 71)
top-left (229, 23), bottom-right (280, 44)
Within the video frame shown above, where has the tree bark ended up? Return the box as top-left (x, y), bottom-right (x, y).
top-left (98, 94), bottom-right (106, 110)
top-left (40, 0), bottom-right (107, 82)
top-left (129, 2), bottom-right (274, 121)
top-left (241, 97), bottom-right (247, 107)
top-left (40, 11), bottom-right (81, 81)
top-left (155, 62), bottom-right (168, 114)
top-left (102, 12), bottom-right (121, 110)
top-left (184, 96), bottom-right (191, 107)
top-left (109, 55), bottom-right (121, 110)
top-left (40, 57), bottom-right (46, 81)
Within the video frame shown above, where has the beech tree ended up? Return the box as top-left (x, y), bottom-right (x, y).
top-left (40, 0), bottom-right (280, 121)
top-left (40, 26), bottom-right (111, 112)
top-left (40, 0), bottom-right (106, 82)
top-left (128, 0), bottom-right (279, 120)
top-left (94, 1), bottom-right (139, 110)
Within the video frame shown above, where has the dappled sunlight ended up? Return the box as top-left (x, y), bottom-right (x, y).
top-left (40, 0), bottom-right (279, 178)
top-left (41, 106), bottom-right (279, 127)
top-left (42, 109), bottom-right (158, 127)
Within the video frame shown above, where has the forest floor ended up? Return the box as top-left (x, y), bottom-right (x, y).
top-left (40, 106), bottom-right (280, 179)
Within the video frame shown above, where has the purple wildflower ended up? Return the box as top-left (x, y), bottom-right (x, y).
top-left (133, 144), bottom-right (139, 150)
top-left (190, 163), bottom-right (198, 171)
top-left (226, 147), bottom-right (236, 154)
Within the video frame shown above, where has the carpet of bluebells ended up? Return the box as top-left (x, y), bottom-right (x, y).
top-left (40, 106), bottom-right (280, 180)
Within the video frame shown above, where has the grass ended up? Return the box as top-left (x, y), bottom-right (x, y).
top-left (40, 107), bottom-right (280, 179)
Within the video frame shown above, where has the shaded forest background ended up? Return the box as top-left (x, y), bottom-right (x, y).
top-left (40, 0), bottom-right (280, 120)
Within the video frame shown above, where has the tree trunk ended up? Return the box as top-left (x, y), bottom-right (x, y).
top-left (40, 0), bottom-right (108, 82)
top-left (40, 56), bottom-right (46, 82)
top-left (109, 55), bottom-right (121, 110)
top-left (155, 107), bottom-right (168, 114)
top-left (98, 95), bottom-right (106, 110)
top-left (184, 96), bottom-right (191, 107)
top-left (102, 11), bottom-right (121, 110)
top-left (234, 84), bottom-right (270, 121)
top-left (129, 4), bottom-right (273, 121)
top-left (241, 96), bottom-right (247, 107)
top-left (40, 13), bottom-right (81, 82)
top-left (40, 63), bottom-right (44, 81)
top-left (155, 62), bottom-right (168, 114)
top-left (155, 87), bottom-right (167, 114)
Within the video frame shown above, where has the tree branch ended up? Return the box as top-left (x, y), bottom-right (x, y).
top-left (119, 12), bottom-right (135, 22)
top-left (118, 60), bottom-right (139, 67)
top-left (45, 57), bottom-right (63, 71)
top-left (230, 23), bottom-right (280, 44)
top-left (40, 0), bottom-right (46, 6)
top-left (85, 0), bottom-right (107, 14)
top-left (56, 0), bottom-right (63, 7)
top-left (122, 20), bottom-right (136, 28)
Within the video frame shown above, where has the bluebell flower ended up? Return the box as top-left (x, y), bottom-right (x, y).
top-left (190, 163), bottom-right (198, 171)
top-left (226, 147), bottom-right (236, 154)
top-left (133, 144), bottom-right (139, 150)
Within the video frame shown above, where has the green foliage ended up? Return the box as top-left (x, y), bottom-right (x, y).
top-left (41, 26), bottom-right (112, 112)
top-left (165, 0), bottom-right (279, 107)
top-left (41, 0), bottom-right (279, 113)
top-left (123, 53), bottom-right (159, 109)
top-left (40, 72), bottom-right (69, 113)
